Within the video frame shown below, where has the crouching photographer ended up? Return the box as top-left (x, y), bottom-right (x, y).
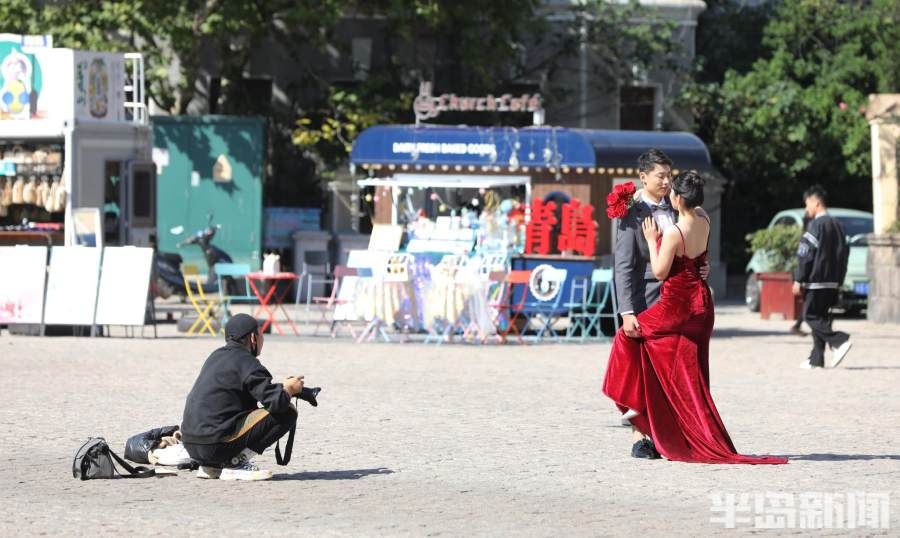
top-left (181, 313), bottom-right (320, 481)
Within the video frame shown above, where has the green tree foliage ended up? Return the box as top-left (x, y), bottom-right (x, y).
top-left (293, 0), bottom-right (680, 172)
top-left (0, 0), bottom-right (344, 114)
top-left (680, 0), bottom-right (900, 270)
top-left (746, 224), bottom-right (801, 273)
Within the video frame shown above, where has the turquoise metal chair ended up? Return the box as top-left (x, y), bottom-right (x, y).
top-left (566, 268), bottom-right (616, 342)
top-left (214, 262), bottom-right (253, 324)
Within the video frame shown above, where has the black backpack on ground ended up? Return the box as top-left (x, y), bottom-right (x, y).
top-left (72, 437), bottom-right (156, 480)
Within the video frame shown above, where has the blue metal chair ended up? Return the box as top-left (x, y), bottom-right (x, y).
top-left (524, 266), bottom-right (568, 343)
top-left (214, 262), bottom-right (253, 324)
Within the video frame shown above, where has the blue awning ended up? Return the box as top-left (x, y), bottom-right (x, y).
top-left (350, 124), bottom-right (711, 172)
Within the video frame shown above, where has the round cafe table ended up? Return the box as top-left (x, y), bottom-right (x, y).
top-left (246, 271), bottom-right (301, 335)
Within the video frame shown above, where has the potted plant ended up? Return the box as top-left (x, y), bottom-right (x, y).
top-left (746, 225), bottom-right (802, 319)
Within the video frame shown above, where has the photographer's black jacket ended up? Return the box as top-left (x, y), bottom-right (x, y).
top-left (181, 342), bottom-right (292, 444)
top-left (794, 212), bottom-right (849, 288)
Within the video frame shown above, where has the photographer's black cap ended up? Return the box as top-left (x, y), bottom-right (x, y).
top-left (224, 313), bottom-right (261, 340)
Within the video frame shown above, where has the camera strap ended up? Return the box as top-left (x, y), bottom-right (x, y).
top-left (275, 401), bottom-right (297, 466)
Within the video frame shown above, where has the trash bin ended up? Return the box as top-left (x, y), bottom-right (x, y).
top-left (334, 233), bottom-right (372, 266)
top-left (292, 230), bottom-right (333, 302)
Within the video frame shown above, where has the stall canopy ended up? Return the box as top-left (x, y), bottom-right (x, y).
top-left (350, 125), bottom-right (712, 171)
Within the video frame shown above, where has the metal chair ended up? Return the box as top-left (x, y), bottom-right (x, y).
top-left (311, 265), bottom-right (358, 338)
top-left (295, 250), bottom-right (333, 310)
top-left (523, 266), bottom-right (568, 342)
top-left (493, 269), bottom-right (532, 344)
top-left (183, 264), bottom-right (220, 336)
top-left (424, 254), bottom-right (469, 345)
top-left (357, 253), bottom-right (415, 343)
top-left (566, 268), bottom-right (616, 342)
top-left (214, 262), bottom-right (252, 325)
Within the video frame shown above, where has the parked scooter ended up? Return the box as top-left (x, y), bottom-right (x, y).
top-left (155, 216), bottom-right (233, 300)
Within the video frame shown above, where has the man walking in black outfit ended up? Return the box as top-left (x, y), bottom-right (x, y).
top-left (793, 185), bottom-right (853, 369)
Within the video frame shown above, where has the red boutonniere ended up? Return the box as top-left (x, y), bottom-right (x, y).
top-left (605, 182), bottom-right (637, 219)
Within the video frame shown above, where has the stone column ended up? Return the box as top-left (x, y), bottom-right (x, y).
top-left (866, 94), bottom-right (900, 233)
top-left (865, 94), bottom-right (900, 323)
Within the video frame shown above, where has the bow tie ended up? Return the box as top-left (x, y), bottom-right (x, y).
top-left (648, 200), bottom-right (671, 212)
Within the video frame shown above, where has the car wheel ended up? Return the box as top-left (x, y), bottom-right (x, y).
top-left (745, 273), bottom-right (761, 312)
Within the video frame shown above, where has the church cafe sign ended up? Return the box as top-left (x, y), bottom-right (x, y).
top-left (413, 82), bottom-right (543, 123)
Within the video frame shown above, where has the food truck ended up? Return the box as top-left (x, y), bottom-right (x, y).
top-left (0, 34), bottom-right (154, 248)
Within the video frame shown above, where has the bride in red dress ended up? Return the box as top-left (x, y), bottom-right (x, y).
top-left (603, 171), bottom-right (787, 464)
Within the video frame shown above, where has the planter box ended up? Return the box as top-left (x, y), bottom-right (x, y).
top-left (758, 272), bottom-right (802, 320)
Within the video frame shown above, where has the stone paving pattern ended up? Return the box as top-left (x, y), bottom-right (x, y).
top-left (1, 302), bottom-right (898, 536)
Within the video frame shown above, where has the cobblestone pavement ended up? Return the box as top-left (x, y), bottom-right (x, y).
top-left (1, 302), bottom-right (898, 536)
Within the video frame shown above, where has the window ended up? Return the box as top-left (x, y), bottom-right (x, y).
top-left (773, 216), bottom-right (799, 227)
top-left (619, 86), bottom-right (657, 130)
top-left (352, 38), bottom-right (372, 81)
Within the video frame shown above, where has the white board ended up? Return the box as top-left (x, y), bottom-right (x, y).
top-left (43, 246), bottom-right (103, 325)
top-left (95, 247), bottom-right (153, 326)
top-left (0, 246), bottom-right (48, 324)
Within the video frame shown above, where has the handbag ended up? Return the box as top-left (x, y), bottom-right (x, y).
top-left (124, 425), bottom-right (179, 464)
top-left (72, 437), bottom-right (156, 480)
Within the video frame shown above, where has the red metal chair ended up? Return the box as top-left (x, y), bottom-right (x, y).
top-left (493, 269), bottom-right (532, 344)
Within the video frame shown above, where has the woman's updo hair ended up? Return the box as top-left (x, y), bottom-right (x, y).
top-left (672, 170), bottom-right (705, 209)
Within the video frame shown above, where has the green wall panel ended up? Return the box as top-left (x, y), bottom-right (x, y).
top-left (153, 115), bottom-right (264, 272)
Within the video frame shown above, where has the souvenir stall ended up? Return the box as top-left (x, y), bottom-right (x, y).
top-left (0, 34), bottom-right (153, 249)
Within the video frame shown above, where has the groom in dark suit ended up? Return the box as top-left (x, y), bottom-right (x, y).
top-left (615, 148), bottom-right (677, 338)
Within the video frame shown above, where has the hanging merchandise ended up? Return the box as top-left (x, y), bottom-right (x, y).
top-left (50, 178), bottom-right (67, 213)
top-left (1, 177), bottom-right (11, 207)
top-left (45, 179), bottom-right (58, 212)
top-left (12, 176), bottom-right (24, 204)
top-left (36, 177), bottom-right (49, 208)
top-left (22, 176), bottom-right (37, 205)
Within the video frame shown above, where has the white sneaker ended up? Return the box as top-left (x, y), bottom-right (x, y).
top-left (621, 408), bottom-right (640, 426)
top-left (799, 359), bottom-right (821, 369)
top-left (196, 465), bottom-right (222, 479)
top-left (830, 340), bottom-right (853, 368)
top-left (220, 461), bottom-right (273, 481)
top-left (218, 448), bottom-right (272, 481)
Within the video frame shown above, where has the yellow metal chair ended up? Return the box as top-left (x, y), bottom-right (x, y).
top-left (183, 264), bottom-right (220, 336)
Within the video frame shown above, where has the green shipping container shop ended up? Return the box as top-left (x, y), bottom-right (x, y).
top-left (153, 116), bottom-right (265, 272)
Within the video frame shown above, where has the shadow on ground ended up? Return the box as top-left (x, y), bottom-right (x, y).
top-left (713, 328), bottom-right (797, 338)
top-left (272, 468), bottom-right (394, 481)
top-left (787, 454), bottom-right (900, 462)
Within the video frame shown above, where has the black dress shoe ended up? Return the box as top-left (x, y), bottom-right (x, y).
top-left (298, 386), bottom-right (321, 407)
top-left (631, 439), bottom-right (661, 459)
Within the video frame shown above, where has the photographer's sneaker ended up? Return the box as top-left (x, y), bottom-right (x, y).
top-left (220, 460), bottom-right (273, 481)
top-left (830, 340), bottom-right (853, 368)
top-left (196, 465), bottom-right (222, 479)
top-left (218, 448), bottom-right (272, 481)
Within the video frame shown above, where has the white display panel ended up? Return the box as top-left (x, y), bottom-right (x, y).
top-left (94, 246), bottom-right (153, 326)
top-left (43, 246), bottom-right (102, 325)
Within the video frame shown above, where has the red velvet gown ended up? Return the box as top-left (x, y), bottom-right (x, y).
top-left (603, 238), bottom-right (787, 464)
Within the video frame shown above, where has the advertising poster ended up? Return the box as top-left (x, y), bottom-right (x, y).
top-left (0, 245), bottom-right (48, 324)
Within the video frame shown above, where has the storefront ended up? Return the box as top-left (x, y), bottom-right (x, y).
top-left (0, 35), bottom-right (153, 248)
top-left (349, 124), bottom-right (723, 295)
